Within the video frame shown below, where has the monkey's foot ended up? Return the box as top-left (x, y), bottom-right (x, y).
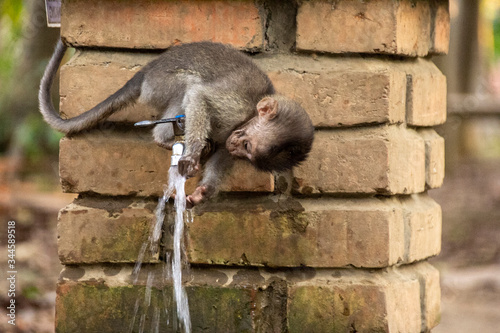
top-left (186, 186), bottom-right (207, 208)
top-left (156, 141), bottom-right (174, 150)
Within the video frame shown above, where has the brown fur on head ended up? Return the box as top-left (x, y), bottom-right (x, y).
top-left (226, 95), bottom-right (314, 172)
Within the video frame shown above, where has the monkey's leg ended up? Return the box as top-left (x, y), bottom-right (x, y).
top-left (153, 104), bottom-right (182, 149)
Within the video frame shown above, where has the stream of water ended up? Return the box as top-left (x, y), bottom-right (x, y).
top-left (130, 166), bottom-right (192, 333)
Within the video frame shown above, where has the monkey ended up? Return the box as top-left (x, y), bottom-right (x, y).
top-left (39, 40), bottom-right (314, 206)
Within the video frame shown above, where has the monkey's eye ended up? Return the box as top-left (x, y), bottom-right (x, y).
top-left (244, 141), bottom-right (251, 152)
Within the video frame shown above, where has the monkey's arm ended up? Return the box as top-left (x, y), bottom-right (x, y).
top-left (178, 87), bottom-right (211, 177)
top-left (186, 148), bottom-right (234, 206)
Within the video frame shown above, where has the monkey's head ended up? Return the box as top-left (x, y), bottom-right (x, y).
top-left (226, 95), bottom-right (314, 172)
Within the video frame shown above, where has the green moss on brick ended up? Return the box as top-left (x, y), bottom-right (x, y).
top-left (56, 281), bottom-right (258, 333)
top-left (288, 285), bottom-right (389, 333)
top-left (188, 286), bottom-right (254, 332)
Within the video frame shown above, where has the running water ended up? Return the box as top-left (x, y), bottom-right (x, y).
top-left (169, 167), bottom-right (191, 333)
top-left (131, 166), bottom-right (192, 333)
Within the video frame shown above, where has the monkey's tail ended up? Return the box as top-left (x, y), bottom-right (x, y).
top-left (39, 39), bottom-right (143, 134)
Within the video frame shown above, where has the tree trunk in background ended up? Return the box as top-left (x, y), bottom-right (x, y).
top-left (434, 0), bottom-right (480, 170)
top-left (3, 0), bottom-right (59, 122)
top-left (1, 0), bottom-right (60, 177)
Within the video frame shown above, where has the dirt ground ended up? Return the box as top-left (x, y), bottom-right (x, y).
top-left (0, 158), bottom-right (499, 332)
top-left (0, 180), bottom-right (74, 333)
top-left (430, 159), bottom-right (500, 333)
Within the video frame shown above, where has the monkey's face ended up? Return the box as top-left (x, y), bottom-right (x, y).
top-left (226, 96), bottom-right (314, 172)
top-left (226, 97), bottom-right (279, 164)
top-left (225, 116), bottom-right (272, 164)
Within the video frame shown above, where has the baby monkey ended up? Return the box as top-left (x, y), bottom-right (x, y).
top-left (39, 40), bottom-right (314, 206)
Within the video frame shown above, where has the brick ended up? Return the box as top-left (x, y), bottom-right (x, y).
top-left (430, 0), bottom-right (451, 54)
top-left (59, 131), bottom-right (273, 196)
top-left (418, 129), bottom-right (445, 188)
top-left (297, 0), bottom-right (449, 56)
top-left (56, 194), bottom-right (440, 267)
top-left (414, 262), bottom-right (441, 330)
top-left (218, 160), bottom-right (274, 193)
top-left (405, 59), bottom-right (447, 126)
top-left (255, 54), bottom-right (407, 127)
top-left (56, 265), bottom-right (282, 332)
top-left (56, 263), bottom-right (439, 332)
top-left (287, 264), bottom-right (427, 333)
top-left (62, 50), bottom-right (407, 127)
top-left (58, 198), bottom-right (158, 264)
top-left (401, 194), bottom-right (442, 263)
top-left (62, 52), bottom-right (444, 129)
top-left (60, 51), bottom-right (158, 123)
top-left (188, 195), bottom-right (441, 268)
top-left (293, 126), bottom-right (426, 195)
top-left (59, 131), bottom-right (175, 196)
top-left (395, 0), bottom-right (432, 56)
top-left (61, 0), bottom-right (264, 50)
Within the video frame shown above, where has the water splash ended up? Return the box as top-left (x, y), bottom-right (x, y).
top-left (169, 167), bottom-right (192, 333)
top-left (130, 166), bottom-right (192, 332)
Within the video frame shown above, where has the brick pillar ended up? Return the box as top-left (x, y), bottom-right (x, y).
top-left (55, 1), bottom-right (448, 332)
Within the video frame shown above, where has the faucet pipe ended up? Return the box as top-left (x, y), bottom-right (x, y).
top-left (134, 115), bottom-right (186, 136)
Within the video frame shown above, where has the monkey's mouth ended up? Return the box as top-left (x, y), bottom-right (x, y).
top-left (225, 129), bottom-right (238, 150)
top-left (225, 132), bottom-right (246, 159)
top-left (225, 134), bottom-right (239, 156)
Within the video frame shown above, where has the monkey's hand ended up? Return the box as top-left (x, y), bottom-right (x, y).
top-left (156, 140), bottom-right (175, 150)
top-left (178, 153), bottom-right (201, 178)
top-left (186, 186), bottom-right (208, 208)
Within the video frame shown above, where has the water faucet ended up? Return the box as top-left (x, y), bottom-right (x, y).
top-left (170, 142), bottom-right (184, 166)
top-left (135, 115), bottom-right (186, 166)
top-left (134, 115), bottom-right (214, 167)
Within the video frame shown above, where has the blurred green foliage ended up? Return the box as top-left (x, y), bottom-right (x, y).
top-left (0, 0), bottom-right (62, 172)
top-left (0, 0), bottom-right (24, 84)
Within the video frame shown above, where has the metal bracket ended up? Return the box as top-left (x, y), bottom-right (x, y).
top-left (44, 0), bottom-right (61, 28)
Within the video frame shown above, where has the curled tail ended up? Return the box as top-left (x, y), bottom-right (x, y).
top-left (39, 39), bottom-right (143, 134)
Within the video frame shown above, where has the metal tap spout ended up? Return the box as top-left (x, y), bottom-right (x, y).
top-left (170, 141), bottom-right (185, 166)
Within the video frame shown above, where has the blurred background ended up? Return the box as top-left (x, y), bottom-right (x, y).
top-left (0, 0), bottom-right (499, 332)
top-left (431, 1), bottom-right (500, 332)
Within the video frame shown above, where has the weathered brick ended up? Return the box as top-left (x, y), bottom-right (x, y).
top-left (219, 160), bottom-right (274, 193)
top-left (405, 59), bottom-right (447, 126)
top-left (59, 131), bottom-right (273, 196)
top-left (430, 0), bottom-right (451, 54)
top-left (58, 198), bottom-right (158, 264)
top-left (412, 262), bottom-right (441, 330)
top-left (59, 131), bottom-right (174, 196)
top-left (56, 263), bottom-right (439, 332)
top-left (62, 51), bottom-right (407, 127)
top-left (418, 129), bottom-right (445, 188)
top-left (401, 194), bottom-right (442, 263)
top-left (188, 197), bottom-right (403, 268)
top-left (61, 51), bottom-right (444, 129)
top-left (296, 0), bottom-right (449, 56)
top-left (255, 54), bottom-right (407, 127)
top-left (293, 126), bottom-right (426, 195)
top-left (56, 194), bottom-right (440, 267)
top-left (287, 264), bottom-right (431, 333)
top-left (395, 0), bottom-right (432, 56)
top-left (188, 195), bottom-right (441, 268)
top-left (56, 265), bottom-right (282, 332)
top-left (61, 0), bottom-right (264, 50)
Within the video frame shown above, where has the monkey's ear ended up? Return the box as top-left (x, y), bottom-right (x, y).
top-left (257, 97), bottom-right (278, 120)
